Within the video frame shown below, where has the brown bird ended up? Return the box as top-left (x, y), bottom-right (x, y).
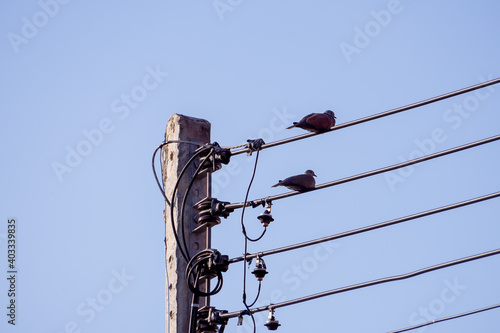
top-left (271, 170), bottom-right (317, 191)
top-left (286, 110), bottom-right (336, 133)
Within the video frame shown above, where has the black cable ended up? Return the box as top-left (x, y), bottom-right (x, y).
top-left (153, 142), bottom-right (171, 206)
top-left (152, 140), bottom-right (212, 263)
top-left (241, 146), bottom-right (262, 301)
top-left (228, 190), bottom-right (500, 264)
top-left (229, 77), bottom-right (500, 156)
top-left (186, 250), bottom-right (224, 297)
top-left (243, 301), bottom-right (256, 333)
top-left (241, 148), bottom-right (266, 242)
top-left (388, 303), bottom-right (500, 333)
top-left (186, 251), bottom-right (212, 294)
top-left (226, 133), bottom-right (500, 211)
top-left (180, 149), bottom-right (214, 260)
top-left (240, 148), bottom-right (264, 333)
top-left (153, 140), bottom-right (209, 333)
top-left (188, 270), bottom-right (201, 333)
top-left (170, 146), bottom-right (213, 262)
top-left (219, 248), bottom-right (500, 320)
top-left (247, 281), bottom-right (262, 308)
top-left (152, 140), bottom-right (210, 206)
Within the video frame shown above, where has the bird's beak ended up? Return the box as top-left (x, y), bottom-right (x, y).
top-left (313, 174), bottom-right (317, 177)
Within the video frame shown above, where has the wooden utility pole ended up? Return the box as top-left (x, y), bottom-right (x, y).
top-left (163, 114), bottom-right (211, 333)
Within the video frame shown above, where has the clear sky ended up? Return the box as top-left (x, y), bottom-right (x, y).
top-left (1, 1), bottom-right (500, 332)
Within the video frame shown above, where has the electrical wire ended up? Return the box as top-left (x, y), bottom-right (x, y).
top-left (221, 142), bottom-right (249, 150)
top-left (188, 270), bottom-right (201, 333)
top-left (185, 249), bottom-right (224, 296)
top-left (246, 281), bottom-right (262, 308)
top-left (169, 145), bottom-right (213, 262)
top-left (219, 248), bottom-right (500, 321)
top-left (241, 148), bottom-right (266, 242)
top-left (153, 140), bottom-right (211, 263)
top-left (153, 78), bottom-right (500, 332)
top-left (152, 140), bottom-right (210, 206)
top-left (228, 190), bottom-right (500, 264)
top-left (229, 77), bottom-right (500, 156)
top-left (180, 149), bottom-right (214, 260)
top-left (226, 133), bottom-right (500, 211)
top-left (388, 303), bottom-right (500, 333)
top-left (240, 148), bottom-right (264, 333)
top-left (153, 78), bottom-right (500, 330)
top-left (152, 142), bottom-right (170, 204)
top-left (152, 140), bottom-right (209, 333)
top-left (151, 140), bottom-right (212, 262)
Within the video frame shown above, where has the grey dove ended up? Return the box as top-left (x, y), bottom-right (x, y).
top-left (271, 170), bottom-right (317, 191)
top-left (286, 110), bottom-right (336, 133)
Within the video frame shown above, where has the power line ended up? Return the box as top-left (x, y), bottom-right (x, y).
top-left (155, 87), bottom-right (500, 330)
top-left (228, 190), bottom-right (500, 264)
top-left (225, 133), bottom-right (500, 211)
top-left (219, 248), bottom-right (500, 321)
top-left (230, 77), bottom-right (500, 156)
top-left (388, 303), bottom-right (500, 333)
top-left (240, 149), bottom-right (266, 243)
top-left (240, 148), bottom-right (264, 333)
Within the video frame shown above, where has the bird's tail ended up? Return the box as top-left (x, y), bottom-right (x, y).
top-left (271, 181), bottom-right (283, 187)
top-left (286, 122), bottom-right (298, 129)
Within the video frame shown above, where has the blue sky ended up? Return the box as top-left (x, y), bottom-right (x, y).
top-left (1, 1), bottom-right (500, 332)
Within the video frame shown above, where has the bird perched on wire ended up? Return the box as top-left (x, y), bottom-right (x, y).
top-left (272, 170), bottom-right (317, 192)
top-left (286, 110), bottom-right (336, 133)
